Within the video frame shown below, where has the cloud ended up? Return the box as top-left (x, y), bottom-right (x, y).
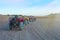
top-left (28, 0), bottom-right (60, 16)
top-left (0, 0), bottom-right (60, 16)
top-left (46, 0), bottom-right (60, 8)
top-left (0, 0), bottom-right (24, 3)
top-left (39, 0), bottom-right (60, 14)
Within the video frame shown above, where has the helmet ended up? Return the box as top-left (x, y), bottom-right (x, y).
top-left (15, 15), bottom-right (18, 18)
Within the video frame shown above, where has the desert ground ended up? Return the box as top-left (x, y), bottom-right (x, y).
top-left (0, 15), bottom-right (60, 40)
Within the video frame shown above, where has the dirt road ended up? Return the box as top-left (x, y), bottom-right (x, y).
top-left (0, 16), bottom-right (60, 40)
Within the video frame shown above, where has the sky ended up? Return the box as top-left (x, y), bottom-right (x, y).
top-left (0, 0), bottom-right (60, 16)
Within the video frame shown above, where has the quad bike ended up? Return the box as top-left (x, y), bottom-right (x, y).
top-left (9, 19), bottom-right (22, 31)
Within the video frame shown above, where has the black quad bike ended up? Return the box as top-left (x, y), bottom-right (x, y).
top-left (9, 18), bottom-right (22, 31)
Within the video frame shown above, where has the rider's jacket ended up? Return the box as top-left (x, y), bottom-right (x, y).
top-left (19, 18), bottom-right (24, 22)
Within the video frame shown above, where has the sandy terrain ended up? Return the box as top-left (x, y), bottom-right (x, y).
top-left (0, 15), bottom-right (60, 40)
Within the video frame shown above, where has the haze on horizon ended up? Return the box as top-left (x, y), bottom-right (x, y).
top-left (0, 0), bottom-right (60, 16)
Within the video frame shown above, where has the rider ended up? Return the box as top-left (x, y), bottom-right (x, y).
top-left (19, 16), bottom-right (25, 30)
top-left (24, 17), bottom-right (29, 25)
top-left (15, 15), bottom-right (20, 27)
top-left (9, 15), bottom-right (19, 30)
